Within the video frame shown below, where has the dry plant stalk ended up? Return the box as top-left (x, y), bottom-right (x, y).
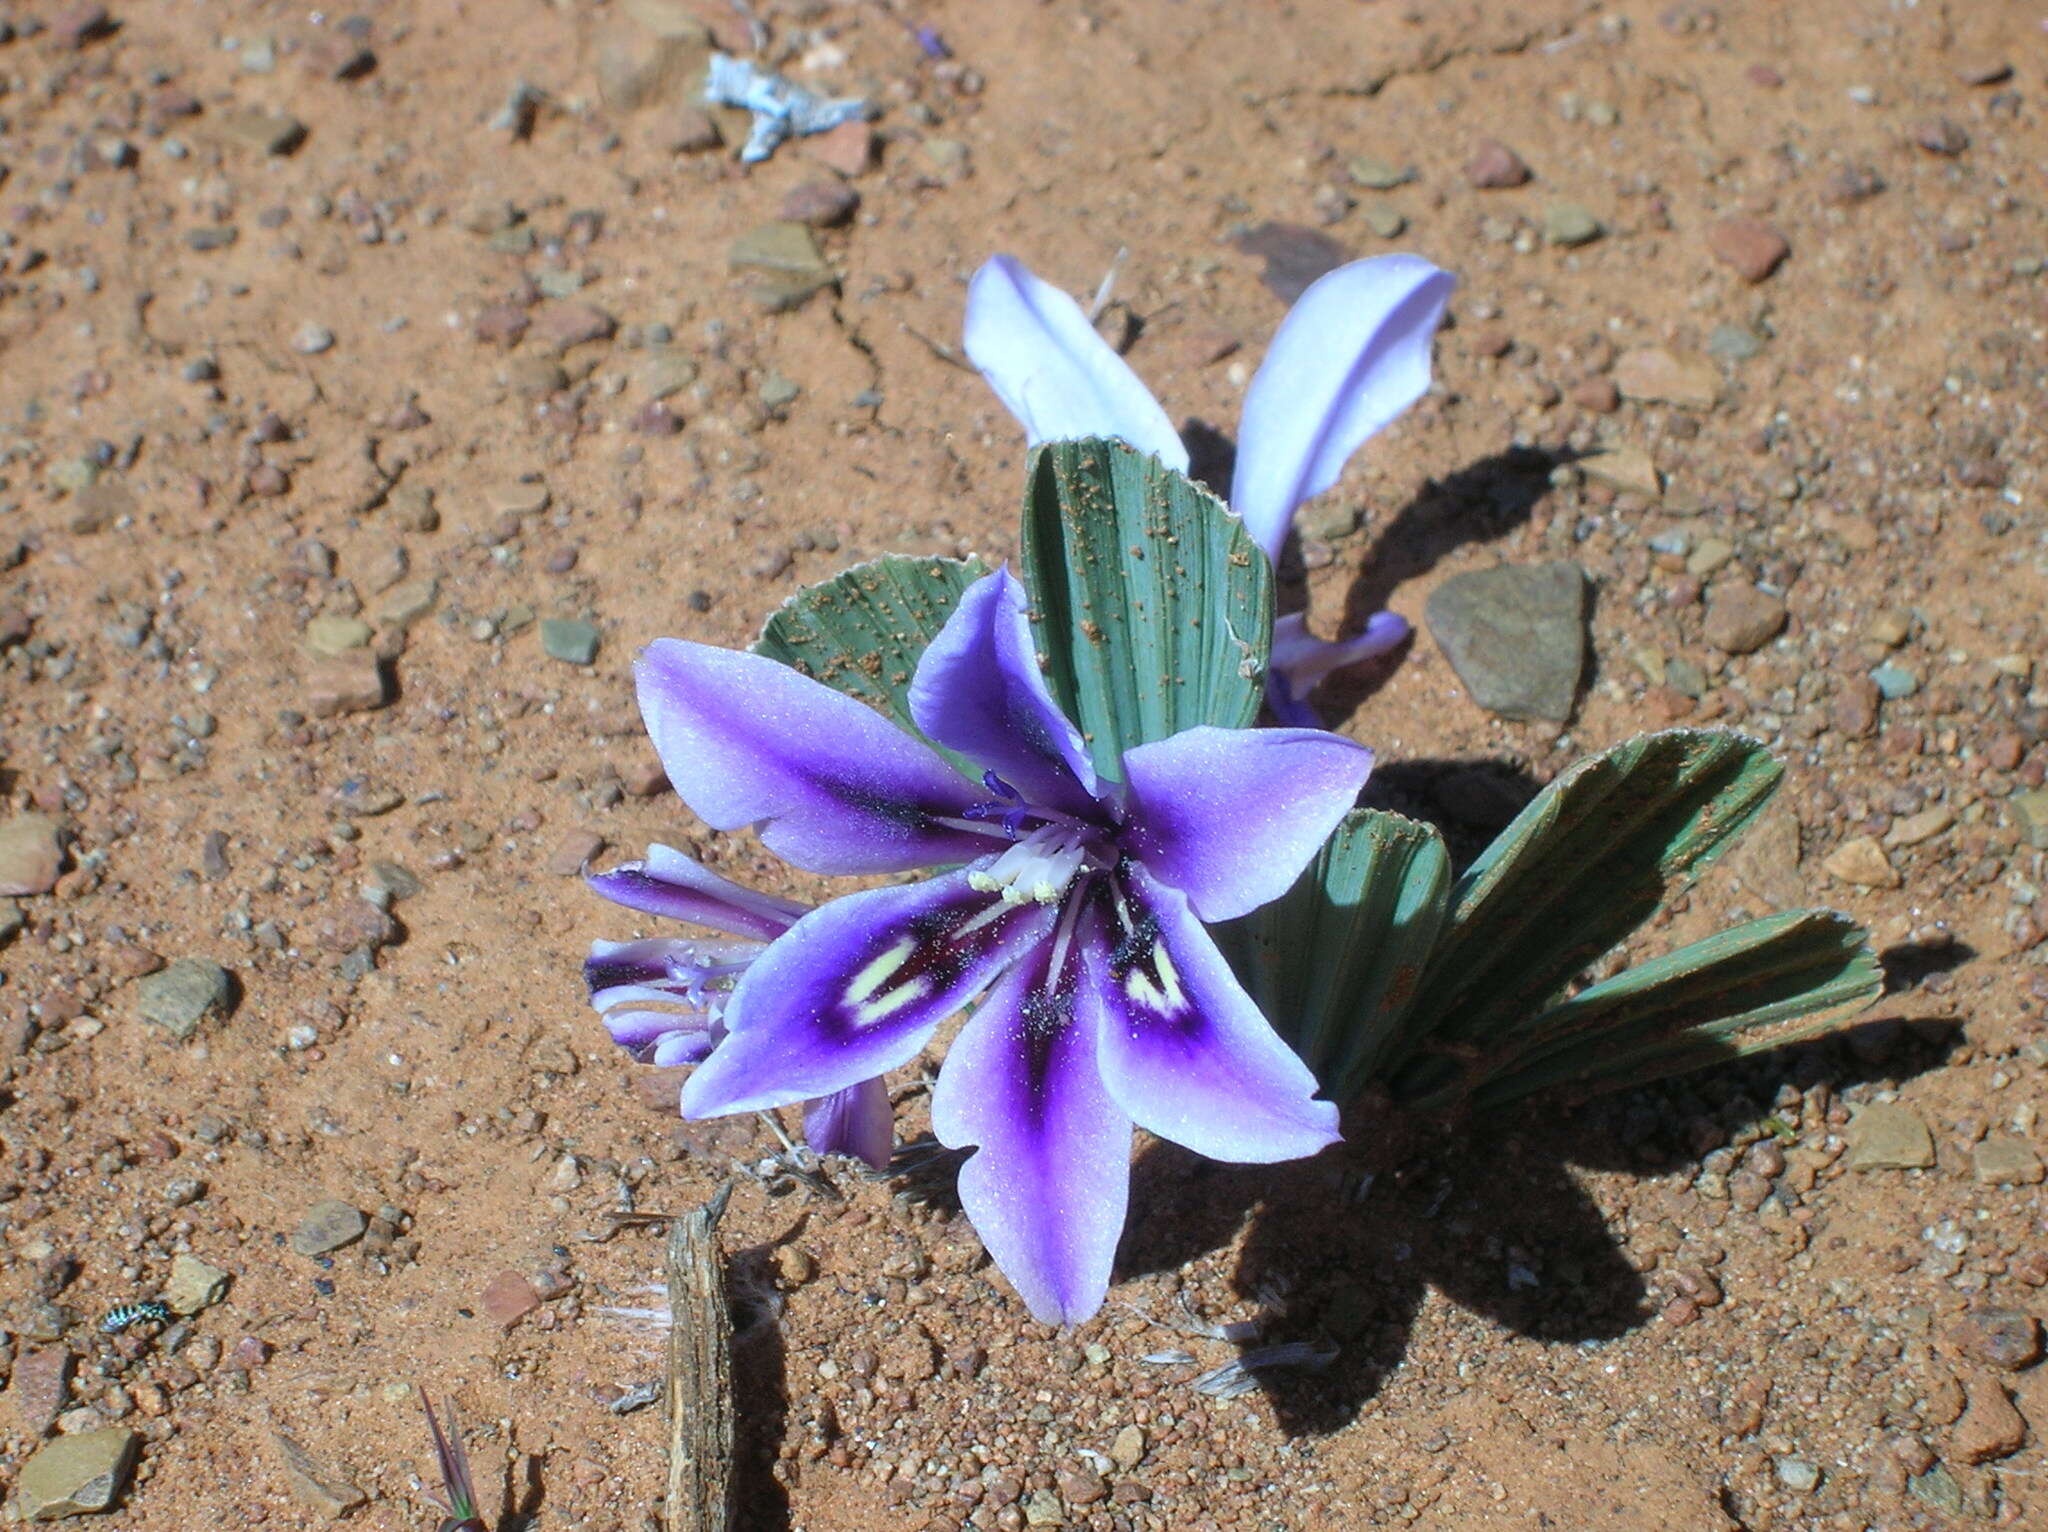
top-left (665, 1184), bottom-right (735, 1532)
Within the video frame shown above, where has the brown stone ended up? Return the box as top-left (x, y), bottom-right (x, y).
top-left (218, 108), bottom-right (307, 156)
top-left (779, 179), bottom-right (860, 228)
top-left (473, 303), bottom-right (531, 347)
top-left (1465, 139), bottom-right (1530, 188)
top-left (530, 302), bottom-right (617, 354)
top-left (1823, 836), bottom-right (1899, 889)
top-left (67, 480), bottom-right (134, 534)
top-left (621, 754), bottom-right (670, 798)
top-left (1832, 677), bottom-right (1880, 739)
top-left (314, 901), bottom-right (398, 955)
top-left (1913, 118), bottom-right (1969, 156)
top-left (806, 120), bottom-right (875, 176)
top-left (271, 1432), bottom-right (368, 1518)
top-left (6, 1346), bottom-right (73, 1437)
top-left (480, 1270), bottom-right (541, 1328)
top-left (1057, 1462), bottom-right (1109, 1506)
top-left (1950, 1308), bottom-right (2043, 1372)
top-left (546, 831), bottom-right (606, 877)
top-left (1615, 347), bottom-right (1720, 410)
top-left (593, 22), bottom-right (711, 114)
top-left (1973, 1136), bottom-right (2045, 1186)
top-left (50, 5), bottom-right (113, 50)
top-left (303, 652), bottom-right (389, 717)
top-left (0, 814), bottom-right (66, 897)
top-left (1951, 1373), bottom-right (2027, 1463)
top-left (646, 105), bottom-right (722, 154)
top-left (1703, 585), bottom-right (1787, 654)
top-left (1708, 217), bottom-right (1790, 282)
top-left (1572, 376), bottom-right (1620, 414)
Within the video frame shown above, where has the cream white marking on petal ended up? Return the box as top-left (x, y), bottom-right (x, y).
top-left (1122, 940), bottom-right (1187, 1015)
top-left (846, 936), bottom-right (916, 1005)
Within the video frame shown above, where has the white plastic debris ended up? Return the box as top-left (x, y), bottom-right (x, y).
top-left (703, 53), bottom-right (869, 164)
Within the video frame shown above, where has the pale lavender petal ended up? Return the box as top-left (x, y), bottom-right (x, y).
top-left (650, 1028), bottom-right (718, 1067)
top-left (1118, 724), bottom-right (1372, 922)
top-left (1269, 612), bottom-right (1410, 703)
top-left (1086, 865), bottom-right (1340, 1163)
top-left (637, 640), bottom-right (996, 875)
top-left (930, 934), bottom-right (1130, 1325)
top-left (1231, 255), bottom-right (1454, 562)
top-left (963, 255), bottom-right (1188, 471)
top-left (909, 568), bottom-right (1098, 815)
top-left (586, 844), bottom-right (804, 942)
top-left (682, 870), bottom-right (1057, 1117)
top-left (585, 936), bottom-right (760, 1054)
top-left (803, 1076), bottom-right (893, 1168)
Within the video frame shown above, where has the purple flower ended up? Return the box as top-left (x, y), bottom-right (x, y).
top-left (585, 845), bottom-right (893, 1167)
top-left (638, 568), bottom-right (1370, 1323)
top-left (962, 252), bottom-right (1454, 722)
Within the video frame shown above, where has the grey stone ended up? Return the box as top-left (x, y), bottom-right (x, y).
top-left (1907, 1465), bottom-right (1963, 1513)
top-left (2011, 789), bottom-right (2048, 850)
top-left (1870, 662), bottom-right (1920, 699)
top-left (1845, 1103), bottom-right (1935, 1170)
top-left (303, 616), bottom-right (372, 655)
top-left (1360, 203), bottom-right (1406, 239)
top-left (1346, 156), bottom-right (1413, 190)
top-left (163, 1254), bottom-right (232, 1315)
top-left (1973, 1135), bottom-right (2044, 1185)
top-left (1424, 562), bottom-right (1587, 722)
top-left (291, 1199), bottom-right (367, 1256)
top-left (728, 222), bottom-right (837, 311)
top-left (1708, 323), bottom-right (1765, 361)
top-left (1543, 202), bottom-right (1602, 246)
top-left (364, 861), bottom-right (423, 904)
top-left (134, 959), bottom-right (234, 1040)
top-left (1774, 1458), bottom-right (1820, 1493)
top-left (540, 618), bottom-right (600, 666)
top-left (14, 1430), bottom-right (140, 1519)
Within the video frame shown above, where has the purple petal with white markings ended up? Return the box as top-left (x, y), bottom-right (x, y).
top-left (1118, 724), bottom-right (1372, 922)
top-left (909, 569), bottom-right (1099, 817)
top-left (803, 1076), bottom-right (893, 1168)
top-left (1086, 864), bottom-right (1340, 1164)
top-left (931, 927), bottom-right (1131, 1325)
top-left (1231, 255), bottom-right (1454, 562)
top-left (636, 641), bottom-right (996, 876)
top-left (682, 870), bottom-right (1056, 1117)
top-left (964, 255), bottom-right (1188, 472)
top-left (586, 844), bottom-right (805, 942)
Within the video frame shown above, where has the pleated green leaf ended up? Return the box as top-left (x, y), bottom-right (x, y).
top-left (1399, 730), bottom-right (1783, 1093)
top-left (1220, 809), bottom-right (1451, 1104)
top-left (1429, 910), bottom-right (1882, 1111)
top-left (752, 554), bottom-right (988, 749)
top-left (1020, 439), bottom-right (1272, 779)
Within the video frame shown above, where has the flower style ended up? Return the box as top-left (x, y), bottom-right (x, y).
top-left (584, 845), bottom-right (893, 1167)
top-left (637, 568), bottom-right (1370, 1323)
top-left (962, 252), bottom-right (1454, 723)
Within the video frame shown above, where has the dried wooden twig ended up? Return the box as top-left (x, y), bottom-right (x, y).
top-left (665, 1185), bottom-right (735, 1532)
